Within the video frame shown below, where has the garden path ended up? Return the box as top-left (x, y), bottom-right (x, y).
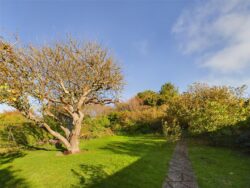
top-left (162, 140), bottom-right (199, 188)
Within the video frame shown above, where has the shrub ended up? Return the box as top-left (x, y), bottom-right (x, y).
top-left (165, 83), bottom-right (250, 135)
top-left (0, 112), bottom-right (51, 149)
top-left (162, 119), bottom-right (181, 141)
top-left (108, 105), bottom-right (166, 134)
top-left (137, 90), bottom-right (160, 106)
top-left (81, 116), bottom-right (113, 139)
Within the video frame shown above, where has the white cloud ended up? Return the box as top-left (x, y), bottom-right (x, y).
top-left (203, 42), bottom-right (250, 73)
top-left (202, 74), bottom-right (250, 87)
top-left (173, 0), bottom-right (250, 73)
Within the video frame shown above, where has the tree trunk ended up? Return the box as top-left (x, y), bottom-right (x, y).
top-left (43, 123), bottom-right (71, 151)
top-left (19, 108), bottom-right (84, 154)
top-left (68, 114), bottom-right (83, 154)
top-left (69, 133), bottom-right (80, 153)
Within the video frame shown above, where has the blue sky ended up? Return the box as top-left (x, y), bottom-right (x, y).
top-left (1, 0), bottom-right (250, 112)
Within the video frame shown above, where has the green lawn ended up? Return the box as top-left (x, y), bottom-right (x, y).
top-left (0, 135), bottom-right (174, 188)
top-left (188, 140), bottom-right (250, 188)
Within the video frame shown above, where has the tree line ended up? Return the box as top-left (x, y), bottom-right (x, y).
top-left (1, 38), bottom-right (250, 154)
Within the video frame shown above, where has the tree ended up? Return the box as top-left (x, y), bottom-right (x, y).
top-left (137, 90), bottom-right (160, 106)
top-left (165, 83), bottom-right (249, 135)
top-left (159, 82), bottom-right (178, 104)
top-left (0, 39), bottom-right (124, 154)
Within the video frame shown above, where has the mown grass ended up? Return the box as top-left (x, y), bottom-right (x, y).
top-left (188, 139), bottom-right (250, 188)
top-left (0, 135), bottom-right (174, 188)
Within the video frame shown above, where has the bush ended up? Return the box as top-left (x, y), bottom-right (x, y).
top-left (162, 119), bottom-right (181, 141)
top-left (108, 106), bottom-right (166, 134)
top-left (81, 116), bottom-right (113, 139)
top-left (0, 123), bottom-right (51, 147)
top-left (165, 83), bottom-right (250, 135)
top-left (0, 112), bottom-right (51, 149)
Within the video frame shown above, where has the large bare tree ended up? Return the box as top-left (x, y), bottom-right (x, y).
top-left (0, 39), bottom-right (124, 154)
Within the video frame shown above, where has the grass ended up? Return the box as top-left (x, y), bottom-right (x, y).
top-left (188, 139), bottom-right (250, 188)
top-left (0, 135), bottom-right (174, 188)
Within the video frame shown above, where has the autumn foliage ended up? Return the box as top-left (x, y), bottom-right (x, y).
top-left (0, 39), bottom-right (124, 153)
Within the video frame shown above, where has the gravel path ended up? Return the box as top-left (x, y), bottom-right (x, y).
top-left (162, 140), bottom-right (199, 188)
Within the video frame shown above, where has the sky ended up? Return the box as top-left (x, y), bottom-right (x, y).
top-left (0, 0), bottom-right (250, 112)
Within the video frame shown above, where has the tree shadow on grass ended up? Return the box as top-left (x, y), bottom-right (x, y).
top-left (0, 166), bottom-right (29, 188)
top-left (0, 151), bottom-right (29, 188)
top-left (0, 151), bottom-right (26, 165)
top-left (72, 138), bottom-right (173, 188)
top-left (71, 165), bottom-right (108, 188)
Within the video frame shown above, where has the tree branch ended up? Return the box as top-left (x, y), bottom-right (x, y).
top-left (60, 126), bottom-right (71, 139)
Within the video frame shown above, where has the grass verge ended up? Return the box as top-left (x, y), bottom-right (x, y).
top-left (188, 139), bottom-right (250, 188)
